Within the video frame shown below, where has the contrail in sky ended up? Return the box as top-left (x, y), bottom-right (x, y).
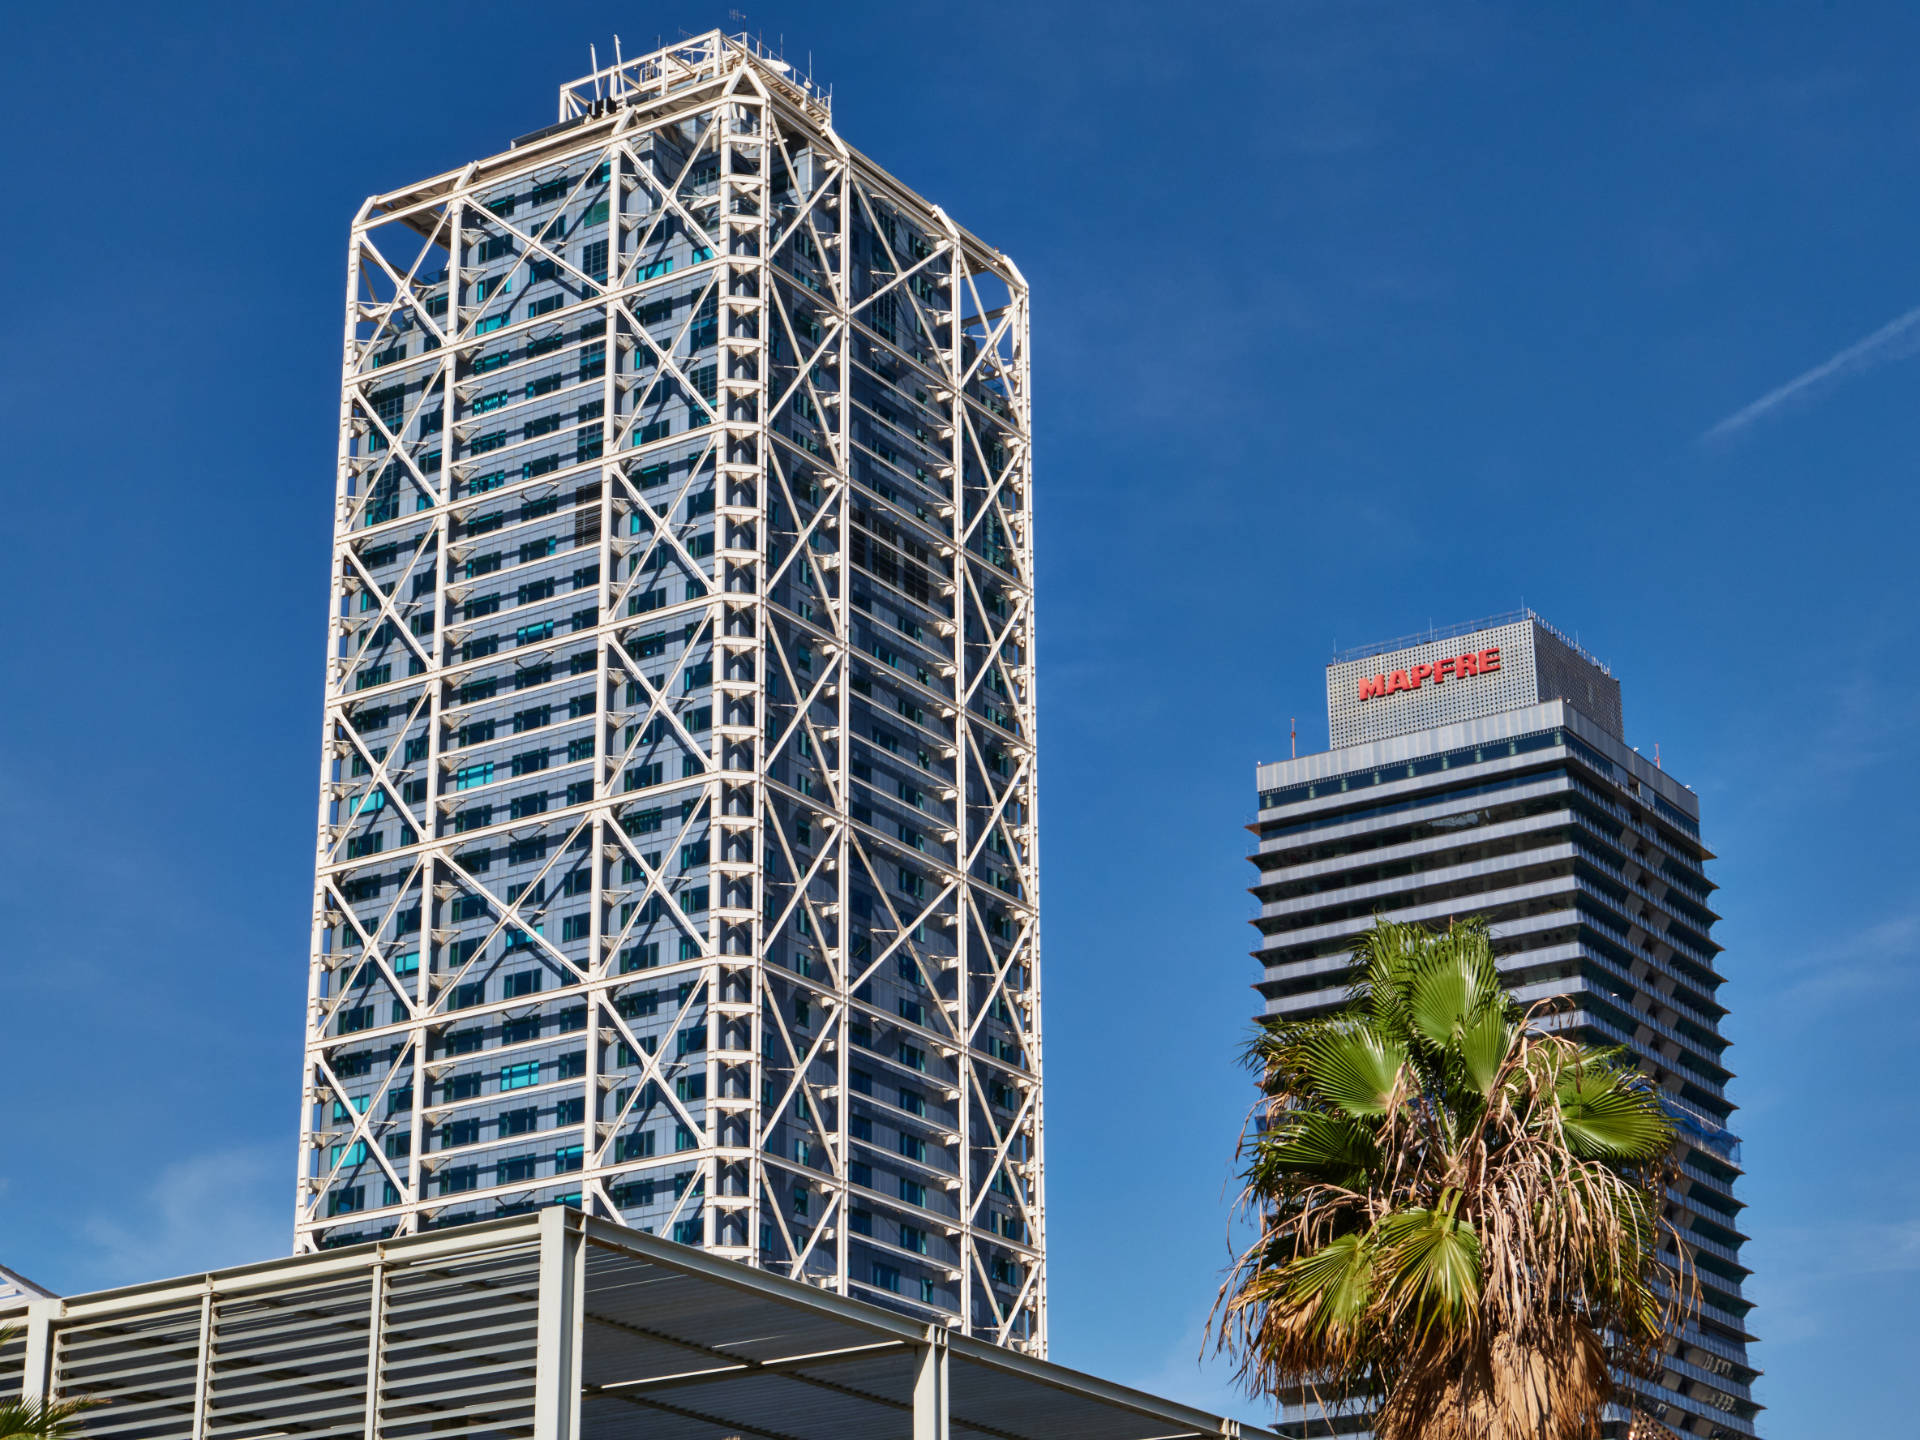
top-left (1703, 300), bottom-right (1920, 441)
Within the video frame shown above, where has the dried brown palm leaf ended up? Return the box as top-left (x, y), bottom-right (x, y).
top-left (1209, 919), bottom-right (1696, 1440)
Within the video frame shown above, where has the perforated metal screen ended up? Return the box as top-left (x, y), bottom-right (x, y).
top-left (1327, 619), bottom-right (1539, 748)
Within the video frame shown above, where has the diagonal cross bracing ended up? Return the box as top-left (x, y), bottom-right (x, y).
top-left (299, 30), bottom-right (1044, 1355)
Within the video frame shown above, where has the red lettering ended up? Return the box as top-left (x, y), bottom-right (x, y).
top-left (1360, 652), bottom-right (1498, 702)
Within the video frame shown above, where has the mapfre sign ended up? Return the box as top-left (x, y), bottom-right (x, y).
top-left (1357, 647), bottom-right (1501, 703)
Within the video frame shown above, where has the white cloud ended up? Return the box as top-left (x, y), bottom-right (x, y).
top-left (1703, 301), bottom-right (1920, 441)
top-left (1744, 1217), bottom-right (1920, 1345)
top-left (1764, 912), bottom-right (1920, 1019)
top-left (1770, 1217), bottom-right (1920, 1278)
top-left (74, 1144), bottom-right (289, 1291)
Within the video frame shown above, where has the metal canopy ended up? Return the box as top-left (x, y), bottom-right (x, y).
top-left (3, 1212), bottom-right (1273, 1440)
top-left (575, 1217), bottom-right (1264, 1440)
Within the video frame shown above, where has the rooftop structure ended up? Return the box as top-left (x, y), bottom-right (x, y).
top-left (303, 31), bottom-right (1041, 1349)
top-left (1326, 610), bottom-right (1622, 748)
top-left (1248, 615), bottom-right (1760, 1439)
top-left (0, 1211), bottom-right (1274, 1440)
top-left (0, 1265), bottom-right (52, 1309)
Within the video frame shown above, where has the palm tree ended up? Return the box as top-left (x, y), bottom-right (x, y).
top-left (0, 1326), bottom-right (98, 1440)
top-left (1212, 919), bottom-right (1692, 1440)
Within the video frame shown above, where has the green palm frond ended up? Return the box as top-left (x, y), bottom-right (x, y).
top-left (1555, 1065), bottom-right (1674, 1161)
top-left (1348, 920), bottom-right (1423, 1035)
top-left (1296, 1025), bottom-right (1407, 1119)
top-left (0, 1325), bottom-right (105, 1440)
top-left (1404, 927), bottom-right (1505, 1053)
top-left (1455, 1007), bottom-right (1511, 1098)
top-left (1282, 1233), bottom-right (1374, 1332)
top-left (1260, 1109), bottom-right (1381, 1187)
top-left (0, 1395), bottom-right (100, 1440)
top-left (1374, 1201), bottom-right (1482, 1335)
top-left (1213, 917), bottom-right (1691, 1440)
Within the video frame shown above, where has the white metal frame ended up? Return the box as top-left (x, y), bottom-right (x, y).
top-left (298, 32), bottom-right (1044, 1353)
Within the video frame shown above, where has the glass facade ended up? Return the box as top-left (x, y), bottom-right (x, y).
top-left (1252, 672), bottom-right (1760, 1437)
top-left (300, 33), bottom-right (1044, 1352)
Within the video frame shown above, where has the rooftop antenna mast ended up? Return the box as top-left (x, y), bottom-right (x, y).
top-left (1290, 718), bottom-right (1297, 760)
top-left (612, 34), bottom-right (624, 98)
top-left (588, 44), bottom-right (602, 101)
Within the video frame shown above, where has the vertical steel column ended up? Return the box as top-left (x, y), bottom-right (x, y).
top-left (723, 82), bottom-right (773, 1264)
top-left (361, 1261), bottom-right (386, 1440)
top-left (533, 1210), bottom-right (585, 1440)
top-left (188, 1288), bottom-right (213, 1440)
top-left (18, 1299), bottom-right (56, 1404)
top-left (911, 1327), bottom-right (949, 1440)
top-left (930, 204), bottom-right (974, 1345)
top-left (1008, 278), bottom-right (1043, 1353)
top-left (830, 133), bottom-right (856, 1306)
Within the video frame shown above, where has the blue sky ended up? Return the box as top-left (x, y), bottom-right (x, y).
top-left (1, 3), bottom-right (1914, 1434)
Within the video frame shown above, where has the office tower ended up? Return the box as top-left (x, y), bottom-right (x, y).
top-left (299, 32), bottom-right (1044, 1351)
top-left (1249, 613), bottom-right (1759, 1438)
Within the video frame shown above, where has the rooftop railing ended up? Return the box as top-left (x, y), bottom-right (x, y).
top-left (1331, 606), bottom-right (1612, 675)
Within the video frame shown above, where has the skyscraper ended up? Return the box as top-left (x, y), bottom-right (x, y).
top-left (299, 32), bottom-right (1044, 1351)
top-left (1249, 613), bottom-right (1759, 1437)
